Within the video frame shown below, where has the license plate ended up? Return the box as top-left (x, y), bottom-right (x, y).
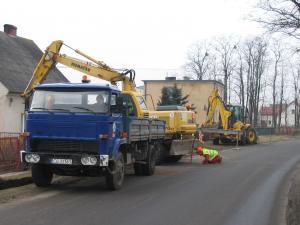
top-left (51, 158), bottom-right (72, 165)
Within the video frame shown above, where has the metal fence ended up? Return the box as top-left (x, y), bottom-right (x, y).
top-left (0, 132), bottom-right (26, 174)
top-left (255, 127), bottom-right (295, 136)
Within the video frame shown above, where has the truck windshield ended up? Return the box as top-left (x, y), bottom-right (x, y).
top-left (30, 90), bottom-right (110, 113)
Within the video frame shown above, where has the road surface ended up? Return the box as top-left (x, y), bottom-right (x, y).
top-left (1, 138), bottom-right (300, 225)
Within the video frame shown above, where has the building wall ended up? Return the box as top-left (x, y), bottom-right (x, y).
top-left (260, 115), bottom-right (273, 127)
top-left (260, 103), bottom-right (296, 128)
top-left (0, 82), bottom-right (25, 133)
top-left (144, 80), bottom-right (224, 125)
top-left (281, 103), bottom-right (295, 127)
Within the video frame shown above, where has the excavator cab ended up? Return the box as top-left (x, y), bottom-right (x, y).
top-left (226, 105), bottom-right (244, 126)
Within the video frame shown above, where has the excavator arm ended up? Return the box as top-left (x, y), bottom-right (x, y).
top-left (22, 40), bottom-right (136, 97)
top-left (203, 89), bottom-right (232, 130)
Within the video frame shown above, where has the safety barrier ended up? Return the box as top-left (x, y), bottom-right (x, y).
top-left (0, 132), bottom-right (26, 174)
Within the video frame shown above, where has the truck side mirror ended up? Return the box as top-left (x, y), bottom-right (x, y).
top-left (110, 96), bottom-right (123, 113)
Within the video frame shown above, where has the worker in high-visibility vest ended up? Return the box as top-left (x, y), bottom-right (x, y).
top-left (196, 146), bottom-right (222, 164)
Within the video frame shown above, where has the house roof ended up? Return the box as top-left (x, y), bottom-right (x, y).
top-left (0, 31), bottom-right (68, 93)
top-left (260, 105), bottom-right (287, 116)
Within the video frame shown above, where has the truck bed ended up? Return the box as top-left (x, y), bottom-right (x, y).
top-left (127, 118), bottom-right (165, 142)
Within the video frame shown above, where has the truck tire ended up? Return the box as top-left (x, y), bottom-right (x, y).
top-left (141, 144), bottom-right (156, 176)
top-left (166, 155), bottom-right (183, 163)
top-left (31, 164), bottom-right (53, 187)
top-left (246, 128), bottom-right (257, 144)
top-left (106, 152), bottom-right (125, 190)
top-left (220, 137), bottom-right (231, 144)
top-left (239, 134), bottom-right (247, 145)
top-left (213, 137), bottom-right (220, 145)
top-left (134, 163), bottom-right (143, 175)
top-left (155, 143), bottom-right (166, 165)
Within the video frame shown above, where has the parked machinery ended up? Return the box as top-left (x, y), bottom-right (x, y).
top-left (22, 41), bottom-right (198, 164)
top-left (21, 40), bottom-right (198, 190)
top-left (201, 89), bottom-right (257, 145)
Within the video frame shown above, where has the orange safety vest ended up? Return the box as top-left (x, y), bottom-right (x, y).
top-left (202, 148), bottom-right (219, 161)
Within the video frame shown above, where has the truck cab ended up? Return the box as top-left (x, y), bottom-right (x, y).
top-left (26, 83), bottom-right (122, 161)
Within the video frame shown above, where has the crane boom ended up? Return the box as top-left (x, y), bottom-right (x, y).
top-left (22, 40), bottom-right (136, 97)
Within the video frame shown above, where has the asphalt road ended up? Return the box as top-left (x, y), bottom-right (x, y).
top-left (1, 138), bottom-right (300, 225)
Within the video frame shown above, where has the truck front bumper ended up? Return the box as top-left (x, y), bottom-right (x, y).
top-left (20, 151), bottom-right (109, 167)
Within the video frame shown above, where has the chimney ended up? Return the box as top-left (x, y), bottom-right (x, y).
top-left (183, 76), bottom-right (191, 80)
top-left (4, 24), bottom-right (17, 36)
top-left (165, 76), bottom-right (176, 80)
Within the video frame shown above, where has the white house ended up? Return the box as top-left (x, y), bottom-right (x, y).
top-left (260, 102), bottom-right (298, 128)
top-left (280, 101), bottom-right (299, 127)
top-left (0, 24), bottom-right (68, 133)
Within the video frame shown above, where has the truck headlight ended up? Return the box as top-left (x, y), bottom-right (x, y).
top-left (81, 155), bottom-right (97, 166)
top-left (25, 153), bottom-right (40, 163)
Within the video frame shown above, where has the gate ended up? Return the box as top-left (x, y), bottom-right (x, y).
top-left (0, 133), bottom-right (26, 174)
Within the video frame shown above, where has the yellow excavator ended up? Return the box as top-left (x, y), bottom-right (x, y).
top-left (201, 89), bottom-right (257, 145)
top-left (23, 40), bottom-right (198, 162)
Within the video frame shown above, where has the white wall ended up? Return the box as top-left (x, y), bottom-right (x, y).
top-left (260, 103), bottom-right (296, 128)
top-left (0, 82), bottom-right (25, 133)
top-left (281, 103), bottom-right (295, 127)
top-left (260, 115), bottom-right (273, 127)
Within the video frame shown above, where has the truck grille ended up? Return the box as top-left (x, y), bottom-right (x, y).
top-left (144, 112), bottom-right (149, 118)
top-left (31, 139), bottom-right (99, 154)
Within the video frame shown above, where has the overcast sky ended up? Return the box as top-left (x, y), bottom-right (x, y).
top-left (1, 0), bottom-right (262, 86)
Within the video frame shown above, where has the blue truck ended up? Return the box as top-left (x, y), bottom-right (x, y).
top-left (21, 83), bottom-right (165, 190)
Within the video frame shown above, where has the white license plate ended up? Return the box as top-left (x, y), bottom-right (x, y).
top-left (51, 158), bottom-right (72, 165)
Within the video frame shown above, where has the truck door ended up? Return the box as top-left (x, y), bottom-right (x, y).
top-left (122, 95), bottom-right (137, 117)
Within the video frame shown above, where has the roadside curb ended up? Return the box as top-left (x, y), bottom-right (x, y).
top-left (0, 171), bottom-right (32, 190)
top-left (285, 164), bottom-right (300, 225)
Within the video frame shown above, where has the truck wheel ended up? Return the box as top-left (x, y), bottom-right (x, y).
top-left (106, 152), bottom-right (125, 190)
top-left (166, 155), bottom-right (183, 163)
top-left (213, 137), bottom-right (220, 145)
top-left (134, 163), bottom-right (143, 175)
top-left (155, 143), bottom-right (166, 165)
top-left (220, 137), bottom-right (231, 144)
top-left (246, 128), bottom-right (257, 144)
top-left (141, 144), bottom-right (156, 176)
top-left (239, 134), bottom-right (247, 145)
top-left (31, 164), bottom-right (53, 187)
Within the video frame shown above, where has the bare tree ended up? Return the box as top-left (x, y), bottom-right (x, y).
top-left (278, 67), bottom-right (285, 127)
top-left (284, 99), bottom-right (289, 128)
top-left (185, 42), bottom-right (211, 80)
top-left (233, 52), bottom-right (246, 113)
top-left (270, 41), bottom-right (282, 128)
top-left (244, 37), bottom-right (268, 126)
top-left (292, 68), bottom-right (300, 127)
top-left (255, 0), bottom-right (300, 39)
top-left (208, 56), bottom-right (218, 80)
top-left (212, 37), bottom-right (238, 104)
